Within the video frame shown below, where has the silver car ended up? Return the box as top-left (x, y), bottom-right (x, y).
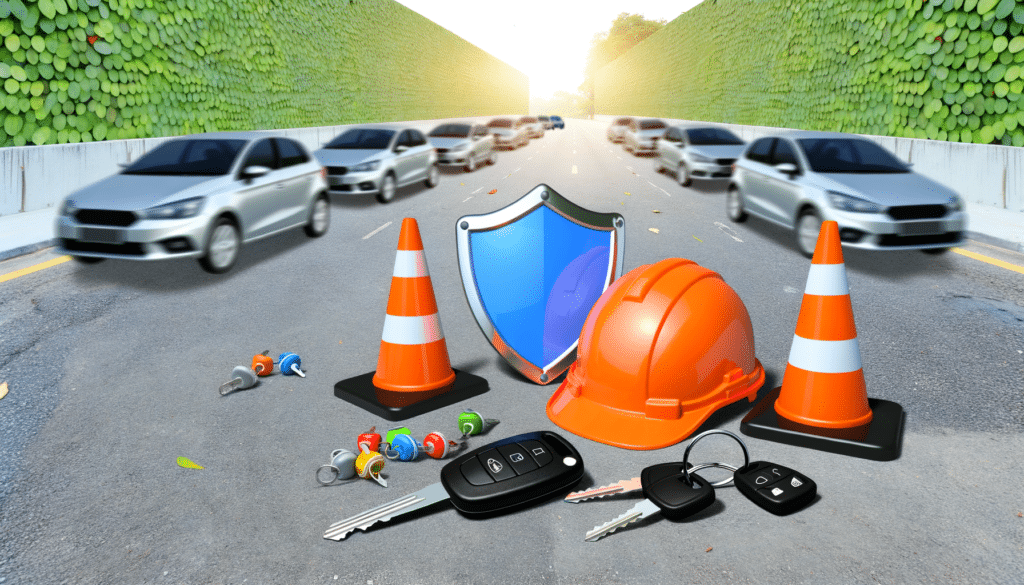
top-left (727, 131), bottom-right (968, 257)
top-left (315, 124), bottom-right (439, 204)
top-left (606, 117), bottom-right (634, 143)
top-left (55, 131), bottom-right (330, 274)
top-left (428, 122), bottom-right (497, 172)
top-left (537, 115), bottom-right (552, 130)
top-left (657, 125), bottom-right (747, 186)
top-left (487, 117), bottom-right (530, 149)
top-left (519, 115), bottom-right (545, 139)
top-left (622, 118), bottom-right (667, 155)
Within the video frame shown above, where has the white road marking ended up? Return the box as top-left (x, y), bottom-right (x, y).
top-left (514, 167), bottom-right (521, 173)
top-left (528, 157), bottom-right (533, 160)
top-left (463, 197), bottom-right (473, 202)
top-left (647, 181), bottom-right (658, 188)
top-left (714, 222), bottom-right (743, 242)
top-left (572, 165), bottom-right (578, 174)
top-left (472, 187), bottom-right (483, 194)
top-left (658, 187), bottom-right (671, 197)
top-left (363, 222), bottom-right (392, 240)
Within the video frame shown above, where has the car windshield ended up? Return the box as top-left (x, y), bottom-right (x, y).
top-left (488, 119), bottom-right (512, 128)
top-left (687, 128), bottom-right (744, 145)
top-left (522, 117), bottom-right (537, 123)
top-left (538, 116), bottom-right (549, 121)
top-left (639, 120), bottom-right (666, 130)
top-left (429, 124), bottom-right (471, 138)
top-left (551, 116), bottom-right (562, 120)
top-left (798, 138), bottom-right (911, 173)
top-left (121, 139), bottom-right (246, 176)
top-left (615, 118), bottom-right (632, 125)
top-left (324, 129), bottom-right (395, 150)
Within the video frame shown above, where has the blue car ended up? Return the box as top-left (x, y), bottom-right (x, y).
top-left (550, 115), bottom-right (565, 130)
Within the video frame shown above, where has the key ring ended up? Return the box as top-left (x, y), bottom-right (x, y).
top-left (681, 430), bottom-right (750, 488)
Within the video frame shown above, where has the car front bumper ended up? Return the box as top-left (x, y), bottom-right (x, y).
top-left (825, 209), bottom-right (968, 251)
top-left (687, 159), bottom-right (735, 179)
top-left (436, 150), bottom-right (474, 166)
top-left (326, 168), bottom-right (386, 195)
top-left (55, 213), bottom-right (210, 260)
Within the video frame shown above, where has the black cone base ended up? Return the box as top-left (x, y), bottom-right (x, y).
top-left (334, 369), bottom-right (489, 421)
top-left (740, 387), bottom-right (905, 461)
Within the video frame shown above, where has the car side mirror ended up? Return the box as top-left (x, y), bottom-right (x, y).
top-left (117, 162), bottom-right (130, 169)
top-left (394, 144), bottom-right (408, 153)
top-left (775, 162), bottom-right (798, 175)
top-left (242, 165), bottom-right (271, 180)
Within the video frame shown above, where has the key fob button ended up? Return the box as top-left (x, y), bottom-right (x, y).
top-left (519, 440), bottom-right (553, 467)
top-left (478, 449), bottom-right (517, 482)
top-left (460, 457), bottom-right (495, 486)
top-left (498, 444), bottom-right (538, 475)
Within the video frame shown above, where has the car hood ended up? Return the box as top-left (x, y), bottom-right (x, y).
top-left (66, 174), bottom-right (228, 211)
top-left (314, 149), bottom-right (386, 166)
top-left (429, 137), bottom-right (472, 150)
top-left (637, 129), bottom-right (666, 138)
top-left (688, 144), bottom-right (746, 159)
top-left (810, 172), bottom-right (957, 206)
top-left (490, 128), bottom-right (514, 136)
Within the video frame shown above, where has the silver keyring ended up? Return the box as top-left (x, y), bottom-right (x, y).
top-left (685, 462), bottom-right (739, 488)
top-left (681, 430), bottom-right (750, 488)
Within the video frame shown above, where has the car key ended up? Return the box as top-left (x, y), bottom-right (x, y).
top-left (584, 462), bottom-right (716, 542)
top-left (565, 461), bottom-right (700, 503)
top-left (733, 461), bottom-right (816, 515)
top-left (323, 431), bottom-right (584, 541)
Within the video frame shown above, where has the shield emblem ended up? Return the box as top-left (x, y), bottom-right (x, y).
top-left (456, 184), bottom-right (625, 385)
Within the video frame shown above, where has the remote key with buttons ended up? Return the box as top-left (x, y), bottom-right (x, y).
top-left (734, 461), bottom-right (816, 515)
top-left (324, 431), bottom-right (584, 540)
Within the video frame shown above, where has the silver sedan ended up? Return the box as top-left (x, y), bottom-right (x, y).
top-left (622, 118), bottom-right (667, 155)
top-left (428, 122), bottom-right (497, 172)
top-left (55, 131), bottom-right (330, 274)
top-left (487, 117), bottom-right (530, 149)
top-left (656, 125), bottom-right (746, 186)
top-left (315, 124), bottom-right (439, 204)
top-left (727, 131), bottom-right (968, 257)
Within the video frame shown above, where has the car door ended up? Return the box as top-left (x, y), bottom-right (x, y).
top-left (764, 138), bottom-right (805, 226)
top-left (407, 129), bottom-right (433, 181)
top-left (234, 138), bottom-right (285, 239)
top-left (660, 127), bottom-right (681, 169)
top-left (272, 138), bottom-right (316, 229)
top-left (472, 125), bottom-right (490, 161)
top-left (737, 137), bottom-right (776, 221)
top-left (393, 130), bottom-right (417, 186)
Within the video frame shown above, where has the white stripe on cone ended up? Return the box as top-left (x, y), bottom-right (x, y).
top-left (803, 264), bottom-right (850, 296)
top-left (392, 250), bottom-right (429, 278)
top-left (381, 314), bottom-right (445, 345)
top-left (787, 335), bottom-right (863, 374)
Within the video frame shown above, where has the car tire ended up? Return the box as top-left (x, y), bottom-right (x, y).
top-left (464, 155), bottom-right (476, 173)
top-left (796, 209), bottom-right (822, 259)
top-left (922, 247), bottom-right (951, 255)
top-left (199, 217), bottom-right (241, 274)
top-left (303, 193), bottom-right (330, 238)
top-left (726, 186), bottom-right (747, 223)
top-left (678, 163), bottom-right (692, 187)
top-left (655, 158), bottom-right (664, 173)
top-left (425, 164), bottom-right (440, 188)
top-left (377, 173), bottom-right (397, 203)
top-left (70, 255), bottom-right (105, 264)
top-left (488, 150), bottom-right (497, 165)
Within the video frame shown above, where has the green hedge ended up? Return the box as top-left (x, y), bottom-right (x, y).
top-left (0, 0), bottom-right (528, 147)
top-left (595, 0), bottom-right (1024, 146)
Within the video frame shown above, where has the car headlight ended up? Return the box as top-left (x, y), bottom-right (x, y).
top-left (350, 160), bottom-right (381, 172)
top-left (61, 198), bottom-right (79, 216)
top-left (689, 153), bottom-right (713, 163)
top-left (142, 196), bottom-right (206, 219)
top-left (947, 194), bottom-right (964, 211)
top-left (826, 191), bottom-right (883, 213)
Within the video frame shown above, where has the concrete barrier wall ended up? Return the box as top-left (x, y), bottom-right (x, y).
top-left (0, 116), bottom-right (489, 215)
top-left (594, 115), bottom-right (1023, 214)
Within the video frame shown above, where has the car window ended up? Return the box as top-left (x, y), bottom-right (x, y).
top-left (122, 139), bottom-right (246, 176)
top-left (473, 126), bottom-right (488, 137)
top-left (664, 128), bottom-right (678, 142)
top-left (325, 129), bottom-right (395, 150)
top-left (409, 130), bottom-right (427, 146)
top-left (639, 119), bottom-right (666, 130)
top-left (274, 138), bottom-right (309, 167)
top-left (430, 124), bottom-right (471, 138)
top-left (770, 139), bottom-right (799, 168)
top-left (488, 119), bottom-right (512, 128)
top-left (687, 128), bottom-right (745, 145)
top-left (797, 138), bottom-right (911, 173)
top-left (615, 118), bottom-right (631, 125)
top-left (745, 138), bottom-right (775, 164)
top-left (395, 130), bottom-right (412, 148)
top-left (241, 139), bottom-right (277, 171)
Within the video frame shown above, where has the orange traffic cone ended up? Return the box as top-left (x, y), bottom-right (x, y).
top-left (741, 221), bottom-right (904, 461)
top-left (372, 218), bottom-right (457, 393)
top-left (334, 218), bottom-right (488, 421)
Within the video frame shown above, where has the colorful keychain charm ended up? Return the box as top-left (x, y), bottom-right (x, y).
top-left (385, 433), bottom-right (425, 462)
top-left (458, 409), bottom-right (499, 437)
top-left (252, 350), bottom-right (274, 376)
top-left (357, 426), bottom-right (382, 453)
top-left (354, 444), bottom-right (387, 487)
top-left (316, 448), bottom-right (357, 486)
top-left (423, 431), bottom-right (464, 459)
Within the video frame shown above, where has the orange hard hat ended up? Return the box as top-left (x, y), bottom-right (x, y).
top-left (546, 258), bottom-right (765, 450)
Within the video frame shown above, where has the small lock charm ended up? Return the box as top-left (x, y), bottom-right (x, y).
top-left (357, 426), bottom-right (382, 453)
top-left (422, 431), bottom-right (463, 459)
top-left (458, 409), bottom-right (499, 437)
top-left (316, 448), bottom-right (357, 486)
top-left (252, 350), bottom-right (274, 377)
top-left (355, 445), bottom-right (387, 487)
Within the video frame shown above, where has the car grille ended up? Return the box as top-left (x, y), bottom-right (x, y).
top-left (877, 231), bottom-right (963, 247)
top-left (74, 209), bottom-right (137, 227)
top-left (435, 148), bottom-right (449, 153)
top-left (887, 204), bottom-right (947, 220)
top-left (716, 158), bottom-right (737, 165)
top-left (60, 238), bottom-right (146, 255)
top-left (326, 166), bottom-right (348, 175)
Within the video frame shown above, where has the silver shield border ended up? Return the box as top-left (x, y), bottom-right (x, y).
top-left (456, 183), bottom-right (625, 385)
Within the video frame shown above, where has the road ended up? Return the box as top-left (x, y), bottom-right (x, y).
top-left (0, 120), bottom-right (1022, 585)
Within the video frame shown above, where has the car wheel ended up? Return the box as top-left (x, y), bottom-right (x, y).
top-left (796, 209), bottom-right (822, 258)
top-left (922, 247), bottom-right (951, 255)
top-left (304, 194), bottom-right (330, 238)
top-left (488, 150), bottom-right (497, 165)
top-left (464, 155), bottom-right (476, 173)
top-left (726, 187), bottom-right (747, 223)
top-left (377, 173), bottom-right (397, 203)
top-left (70, 255), bottom-right (105, 264)
top-left (199, 217), bottom-right (241, 274)
top-left (678, 163), bottom-right (692, 187)
top-left (424, 164), bottom-right (440, 188)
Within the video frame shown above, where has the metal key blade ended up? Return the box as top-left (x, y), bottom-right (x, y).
top-left (585, 499), bottom-right (660, 542)
top-left (324, 482), bottom-right (448, 541)
top-left (565, 477), bottom-right (641, 503)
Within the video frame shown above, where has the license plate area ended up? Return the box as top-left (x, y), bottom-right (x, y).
top-left (79, 227), bottom-right (124, 244)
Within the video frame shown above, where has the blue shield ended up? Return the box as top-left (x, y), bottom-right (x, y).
top-left (456, 184), bottom-right (625, 385)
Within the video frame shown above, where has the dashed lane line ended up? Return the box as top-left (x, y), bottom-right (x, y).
top-left (362, 222), bottom-right (392, 240)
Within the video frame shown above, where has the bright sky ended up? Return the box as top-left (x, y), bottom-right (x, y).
top-left (394, 1), bottom-right (704, 99)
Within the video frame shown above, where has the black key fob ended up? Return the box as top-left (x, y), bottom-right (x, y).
top-left (734, 461), bottom-right (816, 515)
top-left (440, 431), bottom-right (584, 518)
top-left (640, 462), bottom-right (715, 520)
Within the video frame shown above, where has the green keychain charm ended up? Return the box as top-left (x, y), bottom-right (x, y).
top-left (458, 409), bottom-right (499, 437)
top-left (385, 426), bottom-right (412, 445)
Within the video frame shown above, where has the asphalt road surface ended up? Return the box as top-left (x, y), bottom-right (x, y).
top-left (1, 120), bottom-right (1022, 585)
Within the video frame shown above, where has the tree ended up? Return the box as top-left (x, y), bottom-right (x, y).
top-left (579, 13), bottom-right (668, 118)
